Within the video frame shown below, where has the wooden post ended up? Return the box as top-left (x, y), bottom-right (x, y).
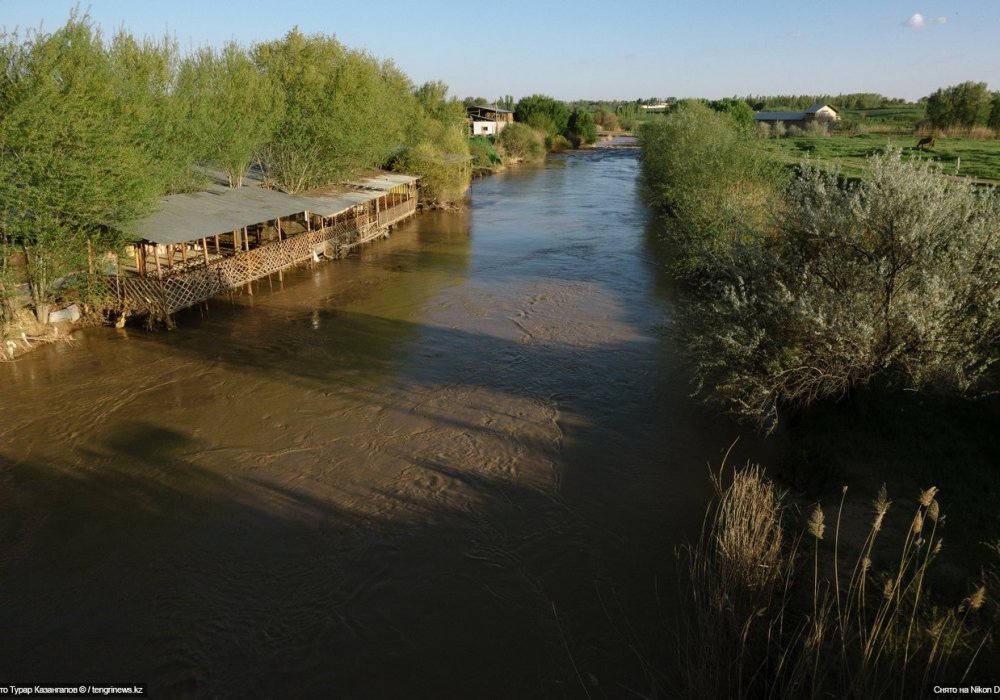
top-left (276, 217), bottom-right (282, 242)
top-left (243, 227), bottom-right (249, 252)
top-left (134, 246), bottom-right (142, 276)
top-left (233, 228), bottom-right (242, 253)
top-left (214, 235), bottom-right (221, 256)
top-left (154, 246), bottom-right (163, 278)
top-left (167, 246), bottom-right (174, 272)
top-left (181, 244), bottom-right (188, 266)
top-left (202, 238), bottom-right (210, 267)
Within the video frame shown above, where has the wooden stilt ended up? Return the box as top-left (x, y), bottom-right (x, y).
top-left (233, 228), bottom-right (241, 253)
top-left (154, 246), bottom-right (162, 278)
top-left (214, 235), bottom-right (220, 255)
top-left (202, 238), bottom-right (210, 267)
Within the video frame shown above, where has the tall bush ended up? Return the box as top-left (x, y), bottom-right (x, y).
top-left (685, 151), bottom-right (999, 430)
top-left (639, 101), bottom-right (785, 274)
top-left (496, 122), bottom-right (545, 163)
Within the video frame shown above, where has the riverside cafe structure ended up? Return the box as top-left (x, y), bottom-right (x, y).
top-left (107, 171), bottom-right (418, 326)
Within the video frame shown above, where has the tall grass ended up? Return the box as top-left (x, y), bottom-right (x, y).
top-left (675, 467), bottom-right (993, 699)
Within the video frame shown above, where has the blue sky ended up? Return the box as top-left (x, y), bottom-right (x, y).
top-left (3, 0), bottom-right (998, 101)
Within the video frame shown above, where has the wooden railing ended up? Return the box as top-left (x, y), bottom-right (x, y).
top-left (378, 198), bottom-right (417, 229)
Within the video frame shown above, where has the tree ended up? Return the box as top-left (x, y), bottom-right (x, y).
top-left (397, 80), bottom-right (471, 204)
top-left (639, 101), bottom-right (785, 273)
top-left (593, 107), bottom-right (620, 132)
top-left (514, 94), bottom-right (569, 139)
top-left (709, 97), bottom-right (755, 132)
top-left (496, 122), bottom-right (545, 163)
top-left (685, 151), bottom-right (999, 430)
top-left (988, 92), bottom-right (1000, 134)
top-left (925, 81), bottom-right (991, 130)
top-left (254, 29), bottom-right (415, 192)
top-left (0, 15), bottom-right (169, 322)
top-left (566, 108), bottom-right (597, 146)
top-left (177, 43), bottom-right (284, 187)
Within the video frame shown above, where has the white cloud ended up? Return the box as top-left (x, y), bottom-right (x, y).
top-left (903, 13), bottom-right (947, 28)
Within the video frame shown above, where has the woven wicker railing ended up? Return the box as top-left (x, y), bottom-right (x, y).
top-left (101, 197), bottom-right (417, 322)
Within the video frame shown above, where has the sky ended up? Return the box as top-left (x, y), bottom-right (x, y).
top-left (2, 0), bottom-right (998, 102)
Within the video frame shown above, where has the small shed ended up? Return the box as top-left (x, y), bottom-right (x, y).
top-left (754, 103), bottom-right (840, 126)
top-left (467, 105), bottom-right (514, 136)
top-left (804, 103), bottom-right (840, 123)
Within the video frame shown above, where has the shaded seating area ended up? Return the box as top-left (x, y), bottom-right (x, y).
top-left (106, 172), bottom-right (419, 324)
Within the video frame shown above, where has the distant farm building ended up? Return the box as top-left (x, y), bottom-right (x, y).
top-left (754, 103), bottom-right (840, 126)
top-left (467, 105), bottom-right (514, 136)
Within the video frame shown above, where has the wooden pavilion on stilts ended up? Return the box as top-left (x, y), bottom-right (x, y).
top-left (102, 172), bottom-right (419, 327)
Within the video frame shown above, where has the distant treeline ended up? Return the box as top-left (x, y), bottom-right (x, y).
top-left (0, 13), bottom-right (471, 327)
top-left (744, 93), bottom-right (912, 111)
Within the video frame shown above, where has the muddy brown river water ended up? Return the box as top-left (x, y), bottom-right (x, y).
top-left (0, 148), bottom-right (779, 697)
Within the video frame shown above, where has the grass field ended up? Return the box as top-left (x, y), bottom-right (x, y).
top-left (769, 132), bottom-right (1000, 182)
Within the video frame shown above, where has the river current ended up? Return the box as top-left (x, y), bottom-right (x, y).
top-left (0, 148), bottom-right (775, 697)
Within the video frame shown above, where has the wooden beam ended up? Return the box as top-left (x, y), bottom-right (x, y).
top-left (202, 238), bottom-right (210, 267)
top-left (154, 245), bottom-right (162, 278)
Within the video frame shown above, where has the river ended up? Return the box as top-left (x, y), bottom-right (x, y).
top-left (0, 148), bottom-right (777, 697)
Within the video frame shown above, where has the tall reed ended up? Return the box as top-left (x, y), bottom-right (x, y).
top-left (675, 466), bottom-right (993, 699)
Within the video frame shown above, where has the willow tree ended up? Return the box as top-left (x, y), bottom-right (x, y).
top-left (254, 29), bottom-right (415, 192)
top-left (0, 16), bottom-right (164, 321)
top-left (177, 43), bottom-right (284, 187)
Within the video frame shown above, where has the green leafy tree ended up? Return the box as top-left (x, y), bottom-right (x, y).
top-left (254, 29), bottom-right (414, 192)
top-left (496, 122), bottom-right (545, 163)
top-left (639, 101), bottom-right (785, 273)
top-left (0, 15), bottom-right (168, 322)
top-left (396, 80), bottom-right (471, 204)
top-left (514, 94), bottom-right (569, 139)
top-left (566, 108), bottom-right (597, 146)
top-left (177, 43), bottom-right (285, 187)
top-left (708, 97), bottom-right (755, 132)
top-left (988, 92), bottom-right (1000, 134)
top-left (593, 107), bottom-right (620, 131)
top-left (106, 31), bottom-right (199, 195)
top-left (416, 81), bottom-right (466, 130)
top-left (926, 81), bottom-right (991, 130)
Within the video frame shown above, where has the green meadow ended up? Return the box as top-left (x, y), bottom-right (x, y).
top-left (769, 132), bottom-right (1000, 182)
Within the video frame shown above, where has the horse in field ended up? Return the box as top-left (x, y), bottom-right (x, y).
top-left (916, 135), bottom-right (936, 150)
